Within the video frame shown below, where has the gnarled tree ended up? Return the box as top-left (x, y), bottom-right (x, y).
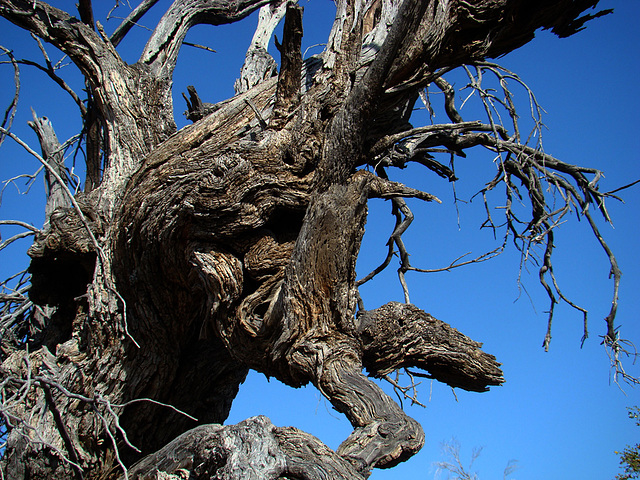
top-left (0, 0), bottom-right (630, 478)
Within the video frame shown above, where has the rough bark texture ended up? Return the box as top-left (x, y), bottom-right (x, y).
top-left (0, 0), bottom-right (611, 478)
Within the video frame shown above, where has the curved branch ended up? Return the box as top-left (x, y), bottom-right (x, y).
top-left (0, 0), bottom-right (124, 87)
top-left (433, 76), bottom-right (463, 123)
top-left (140, 0), bottom-right (272, 76)
top-left (0, 220), bottom-right (40, 233)
top-left (358, 302), bottom-right (504, 392)
top-left (320, 359), bottom-right (424, 471)
top-left (0, 231), bottom-right (35, 252)
top-left (583, 209), bottom-right (620, 343)
top-left (234, 1), bottom-right (286, 95)
top-left (110, 0), bottom-right (161, 47)
top-left (125, 416), bottom-right (367, 480)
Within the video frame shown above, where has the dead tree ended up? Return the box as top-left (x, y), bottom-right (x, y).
top-left (0, 0), bottom-right (630, 478)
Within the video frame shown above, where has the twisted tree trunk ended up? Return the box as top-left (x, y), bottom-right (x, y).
top-left (0, 0), bottom-right (609, 478)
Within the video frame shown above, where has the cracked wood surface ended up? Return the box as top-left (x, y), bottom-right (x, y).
top-left (0, 0), bottom-right (608, 478)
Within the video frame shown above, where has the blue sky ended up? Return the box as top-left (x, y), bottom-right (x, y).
top-left (1, 1), bottom-right (639, 479)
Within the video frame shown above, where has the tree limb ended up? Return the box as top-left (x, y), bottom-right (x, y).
top-left (140, 0), bottom-right (272, 76)
top-left (110, 0), bottom-right (161, 47)
top-left (234, 1), bottom-right (286, 95)
top-left (272, 3), bottom-right (303, 126)
top-left (359, 302), bottom-right (504, 392)
top-left (124, 416), bottom-right (367, 480)
top-left (0, 0), bottom-right (122, 87)
top-left (27, 112), bottom-right (69, 226)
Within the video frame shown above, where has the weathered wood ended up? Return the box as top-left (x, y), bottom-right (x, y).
top-left (27, 113), bottom-right (68, 227)
top-left (234, 2), bottom-right (285, 95)
top-left (0, 0), bottom-right (612, 478)
top-left (359, 302), bottom-right (504, 392)
top-left (140, 0), bottom-right (272, 71)
top-left (124, 416), bottom-right (367, 480)
top-left (182, 85), bottom-right (219, 122)
top-left (83, 93), bottom-right (102, 193)
top-left (272, 4), bottom-right (303, 124)
top-left (110, 0), bottom-right (161, 47)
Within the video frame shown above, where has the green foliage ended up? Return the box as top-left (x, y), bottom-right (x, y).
top-left (615, 407), bottom-right (640, 480)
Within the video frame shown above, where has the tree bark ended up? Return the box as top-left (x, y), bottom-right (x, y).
top-left (27, 112), bottom-right (69, 227)
top-left (0, 0), bottom-right (610, 478)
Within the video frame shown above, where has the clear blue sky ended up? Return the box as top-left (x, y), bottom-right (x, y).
top-left (1, 1), bottom-right (639, 479)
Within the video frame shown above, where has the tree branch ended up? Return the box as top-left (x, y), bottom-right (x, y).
top-left (383, 0), bottom-right (610, 92)
top-left (110, 0), bottom-right (160, 47)
top-left (77, 0), bottom-right (94, 30)
top-left (3, 35), bottom-right (87, 117)
top-left (27, 112), bottom-right (70, 226)
top-left (124, 416), bottom-right (367, 480)
top-left (0, 0), bottom-right (123, 87)
top-left (140, 0), bottom-right (271, 76)
top-left (0, 45), bottom-right (19, 148)
top-left (359, 302), bottom-right (504, 392)
top-left (317, 0), bottom-right (429, 189)
top-left (272, 3), bottom-right (303, 126)
top-left (234, 1), bottom-right (286, 95)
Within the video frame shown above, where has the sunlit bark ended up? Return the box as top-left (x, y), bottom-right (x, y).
top-left (0, 0), bottom-right (615, 478)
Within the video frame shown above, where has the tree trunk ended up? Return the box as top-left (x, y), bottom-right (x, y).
top-left (0, 0), bottom-right (611, 478)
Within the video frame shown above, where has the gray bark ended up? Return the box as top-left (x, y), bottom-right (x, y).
top-left (27, 112), bottom-right (69, 227)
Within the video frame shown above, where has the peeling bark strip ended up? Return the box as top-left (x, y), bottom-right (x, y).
top-left (0, 0), bottom-right (619, 479)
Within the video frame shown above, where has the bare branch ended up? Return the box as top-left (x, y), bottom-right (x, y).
top-left (604, 336), bottom-right (640, 389)
top-left (28, 112), bottom-right (70, 225)
top-left (0, 46), bottom-right (19, 148)
top-left (140, 0), bottom-right (272, 75)
top-left (0, 220), bottom-right (39, 233)
top-left (409, 243), bottom-right (506, 274)
top-left (583, 209), bottom-right (621, 342)
top-left (434, 439), bottom-right (483, 480)
top-left (77, 0), bottom-right (95, 29)
top-left (433, 76), bottom-right (463, 123)
top-left (0, 0), bottom-right (123, 87)
top-left (604, 178), bottom-right (640, 196)
top-left (363, 58), bottom-right (624, 351)
top-left (182, 85), bottom-right (218, 122)
top-left (182, 41), bottom-right (216, 53)
top-left (234, 1), bottom-right (286, 95)
top-left (7, 34), bottom-right (88, 116)
top-left (109, 0), bottom-right (160, 46)
top-left (371, 121), bottom-right (490, 156)
top-left (383, 369), bottom-right (426, 409)
top-left (0, 231), bottom-right (35, 252)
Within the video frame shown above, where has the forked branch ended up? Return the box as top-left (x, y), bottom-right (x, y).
top-left (364, 61), bottom-right (627, 357)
